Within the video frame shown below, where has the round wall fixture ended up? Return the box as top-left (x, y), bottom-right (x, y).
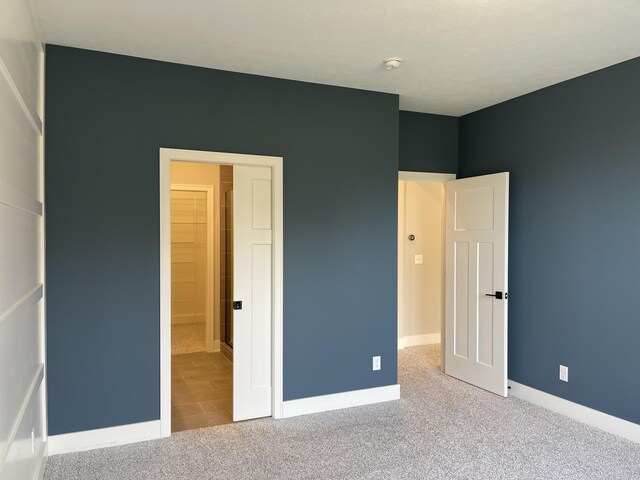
top-left (383, 57), bottom-right (402, 70)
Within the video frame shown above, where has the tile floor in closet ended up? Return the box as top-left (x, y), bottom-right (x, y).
top-left (171, 351), bottom-right (233, 432)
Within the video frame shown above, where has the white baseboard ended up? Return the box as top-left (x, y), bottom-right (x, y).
top-left (47, 420), bottom-right (162, 456)
top-left (33, 442), bottom-right (47, 480)
top-left (207, 339), bottom-right (221, 353)
top-left (508, 380), bottom-right (640, 444)
top-left (398, 334), bottom-right (440, 349)
top-left (282, 384), bottom-right (400, 418)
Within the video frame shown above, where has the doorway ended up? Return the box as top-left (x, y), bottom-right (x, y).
top-left (397, 172), bottom-right (455, 368)
top-left (397, 170), bottom-right (510, 398)
top-left (160, 148), bottom-right (284, 437)
top-left (169, 163), bottom-right (232, 432)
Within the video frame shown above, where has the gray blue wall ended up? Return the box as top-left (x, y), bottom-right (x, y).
top-left (45, 46), bottom-right (399, 435)
top-left (459, 56), bottom-right (640, 424)
top-left (46, 43), bottom-right (640, 435)
top-left (399, 110), bottom-right (458, 173)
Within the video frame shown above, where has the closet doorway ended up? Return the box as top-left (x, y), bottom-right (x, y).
top-left (160, 148), bottom-right (284, 437)
top-left (397, 172), bottom-right (455, 356)
top-left (170, 163), bottom-right (233, 432)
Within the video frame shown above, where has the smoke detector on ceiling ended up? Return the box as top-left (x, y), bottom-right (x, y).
top-left (383, 57), bottom-right (402, 70)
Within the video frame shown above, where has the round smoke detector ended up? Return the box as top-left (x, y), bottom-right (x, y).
top-left (383, 57), bottom-right (402, 70)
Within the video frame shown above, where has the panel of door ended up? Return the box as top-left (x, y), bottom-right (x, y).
top-left (444, 172), bottom-right (509, 396)
top-left (233, 165), bottom-right (273, 421)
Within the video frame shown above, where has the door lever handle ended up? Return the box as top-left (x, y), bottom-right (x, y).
top-left (485, 291), bottom-right (507, 300)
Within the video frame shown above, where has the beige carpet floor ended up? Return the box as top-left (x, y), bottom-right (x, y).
top-left (44, 345), bottom-right (640, 479)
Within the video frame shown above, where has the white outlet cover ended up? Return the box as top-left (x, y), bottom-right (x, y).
top-left (414, 254), bottom-right (423, 265)
top-left (372, 356), bottom-right (381, 371)
top-left (559, 365), bottom-right (569, 382)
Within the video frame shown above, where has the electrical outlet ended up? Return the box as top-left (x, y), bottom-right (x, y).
top-left (372, 356), bottom-right (381, 371)
top-left (414, 254), bottom-right (423, 265)
top-left (559, 365), bottom-right (569, 382)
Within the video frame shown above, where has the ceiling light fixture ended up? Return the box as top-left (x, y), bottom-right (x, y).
top-left (383, 57), bottom-right (402, 70)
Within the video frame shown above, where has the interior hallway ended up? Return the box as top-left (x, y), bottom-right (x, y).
top-left (171, 352), bottom-right (233, 432)
top-left (45, 345), bottom-right (640, 479)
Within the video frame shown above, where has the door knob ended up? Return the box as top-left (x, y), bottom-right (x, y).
top-left (485, 291), bottom-right (507, 300)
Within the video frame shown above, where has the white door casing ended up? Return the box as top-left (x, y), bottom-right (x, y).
top-left (159, 148), bottom-right (283, 437)
top-left (233, 165), bottom-right (273, 420)
top-left (444, 172), bottom-right (509, 396)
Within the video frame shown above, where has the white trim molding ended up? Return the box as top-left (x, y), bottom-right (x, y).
top-left (0, 177), bottom-right (43, 216)
top-left (160, 148), bottom-right (285, 436)
top-left (47, 421), bottom-right (162, 456)
top-left (0, 284), bottom-right (43, 325)
top-left (282, 384), bottom-right (400, 418)
top-left (0, 3), bottom-right (46, 479)
top-left (0, 55), bottom-right (42, 135)
top-left (508, 380), bottom-right (640, 444)
top-left (0, 365), bottom-right (44, 466)
top-left (33, 443), bottom-right (47, 480)
top-left (398, 171), bottom-right (456, 182)
top-left (398, 334), bottom-right (440, 350)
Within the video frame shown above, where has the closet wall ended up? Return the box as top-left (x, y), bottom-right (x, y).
top-left (170, 190), bottom-right (207, 325)
top-left (170, 162), bottom-right (220, 351)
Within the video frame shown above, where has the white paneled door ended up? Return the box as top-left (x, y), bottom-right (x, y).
top-left (233, 165), bottom-right (273, 421)
top-left (444, 173), bottom-right (509, 396)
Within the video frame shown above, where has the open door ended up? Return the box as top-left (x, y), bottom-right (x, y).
top-left (233, 165), bottom-right (273, 421)
top-left (444, 173), bottom-right (509, 396)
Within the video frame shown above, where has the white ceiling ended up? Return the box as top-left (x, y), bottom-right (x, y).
top-left (32, 0), bottom-right (640, 116)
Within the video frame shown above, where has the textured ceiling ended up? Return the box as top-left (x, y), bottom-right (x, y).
top-left (32, 0), bottom-right (640, 116)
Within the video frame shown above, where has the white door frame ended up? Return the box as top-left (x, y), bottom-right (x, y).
top-left (160, 148), bottom-right (284, 437)
top-left (397, 171), bottom-right (456, 371)
top-left (170, 184), bottom-right (217, 352)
